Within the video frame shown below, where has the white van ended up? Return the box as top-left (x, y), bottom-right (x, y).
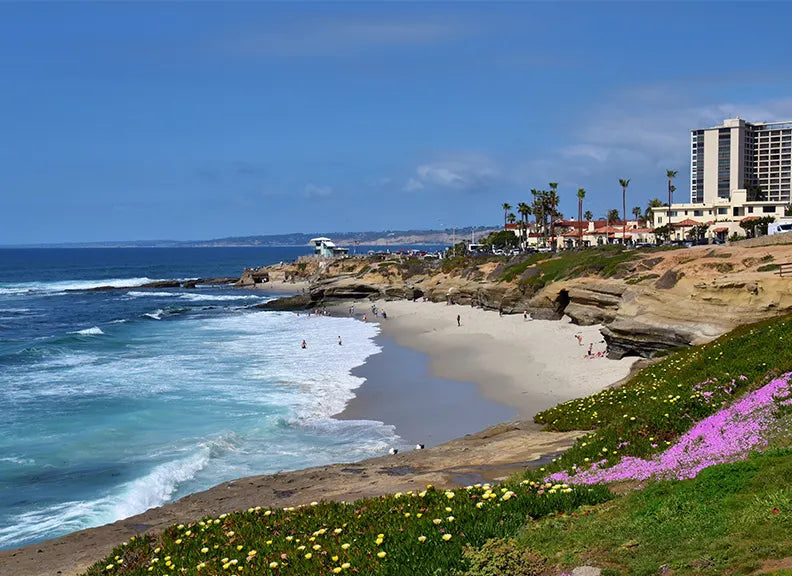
top-left (768, 222), bottom-right (792, 235)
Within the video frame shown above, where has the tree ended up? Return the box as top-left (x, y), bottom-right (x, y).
top-left (619, 178), bottom-right (630, 245)
top-left (632, 206), bottom-right (642, 221)
top-left (584, 210), bottom-right (593, 221)
top-left (549, 183), bottom-right (559, 248)
top-left (577, 188), bottom-right (586, 247)
top-left (483, 229), bottom-right (519, 250)
top-left (501, 203), bottom-right (512, 229)
top-left (653, 224), bottom-right (671, 243)
top-left (517, 202), bottom-right (531, 250)
top-left (740, 215), bottom-right (775, 238)
top-left (606, 208), bottom-right (621, 222)
top-left (666, 170), bottom-right (678, 229)
top-left (746, 184), bottom-right (766, 202)
top-left (687, 224), bottom-right (709, 243)
top-left (507, 212), bottom-right (517, 225)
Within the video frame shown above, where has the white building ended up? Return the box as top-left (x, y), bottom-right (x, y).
top-left (651, 117), bottom-right (792, 240)
top-left (309, 237), bottom-right (349, 258)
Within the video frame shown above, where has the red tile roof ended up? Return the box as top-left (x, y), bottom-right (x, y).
top-left (672, 218), bottom-right (704, 227)
top-left (712, 227), bottom-right (729, 233)
top-left (741, 216), bottom-right (761, 223)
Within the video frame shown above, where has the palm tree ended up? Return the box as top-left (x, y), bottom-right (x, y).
top-left (507, 212), bottom-right (516, 225)
top-left (576, 188), bottom-right (586, 247)
top-left (619, 178), bottom-right (630, 245)
top-left (501, 203), bottom-right (512, 229)
top-left (549, 182), bottom-right (559, 248)
top-left (632, 206), bottom-right (642, 222)
top-left (517, 202), bottom-right (531, 250)
top-left (530, 189), bottom-right (543, 245)
top-left (666, 170), bottom-right (677, 233)
top-left (584, 210), bottom-right (593, 221)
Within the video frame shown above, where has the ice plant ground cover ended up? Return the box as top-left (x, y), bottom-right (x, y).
top-left (548, 373), bottom-right (792, 484)
top-left (527, 315), bottom-right (792, 487)
top-left (519, 449), bottom-right (792, 575)
top-left (84, 483), bottom-right (610, 576)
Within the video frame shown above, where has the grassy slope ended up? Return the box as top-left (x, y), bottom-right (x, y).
top-left (84, 314), bottom-right (792, 576)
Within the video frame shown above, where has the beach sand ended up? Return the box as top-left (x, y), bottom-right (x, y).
top-left (366, 299), bottom-right (637, 418)
top-left (340, 332), bottom-right (516, 448)
top-left (0, 300), bottom-right (637, 576)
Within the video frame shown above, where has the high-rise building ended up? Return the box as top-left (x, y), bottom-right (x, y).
top-left (691, 118), bottom-right (792, 204)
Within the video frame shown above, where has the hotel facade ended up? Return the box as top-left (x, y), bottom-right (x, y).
top-left (651, 117), bottom-right (792, 241)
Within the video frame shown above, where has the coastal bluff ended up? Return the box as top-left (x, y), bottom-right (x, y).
top-left (248, 242), bottom-right (792, 359)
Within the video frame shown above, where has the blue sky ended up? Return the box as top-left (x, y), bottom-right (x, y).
top-left (3, 1), bottom-right (792, 244)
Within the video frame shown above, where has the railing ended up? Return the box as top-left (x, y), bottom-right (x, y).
top-left (777, 262), bottom-right (792, 277)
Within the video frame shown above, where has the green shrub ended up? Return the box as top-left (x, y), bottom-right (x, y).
top-left (460, 538), bottom-right (546, 576)
top-left (758, 263), bottom-right (780, 272)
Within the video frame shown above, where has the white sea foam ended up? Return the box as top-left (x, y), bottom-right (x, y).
top-left (0, 278), bottom-right (160, 296)
top-left (126, 290), bottom-right (266, 303)
top-left (144, 309), bottom-right (164, 320)
top-left (109, 319), bottom-right (128, 324)
top-left (0, 456), bottom-right (34, 466)
top-left (69, 326), bottom-right (104, 336)
top-left (107, 449), bottom-right (213, 520)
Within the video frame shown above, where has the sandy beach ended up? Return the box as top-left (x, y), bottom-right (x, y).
top-left (0, 299), bottom-right (636, 576)
top-left (365, 299), bottom-right (637, 418)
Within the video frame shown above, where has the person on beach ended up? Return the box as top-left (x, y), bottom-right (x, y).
top-left (587, 342), bottom-right (593, 357)
top-left (301, 339), bottom-right (307, 349)
top-left (338, 335), bottom-right (342, 345)
top-left (382, 310), bottom-right (387, 319)
top-left (457, 314), bottom-right (461, 327)
top-left (575, 333), bottom-right (583, 346)
top-left (523, 310), bottom-right (528, 320)
top-left (498, 305), bottom-right (503, 317)
top-left (362, 314), bottom-right (367, 322)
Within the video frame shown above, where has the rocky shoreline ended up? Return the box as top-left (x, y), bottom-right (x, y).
top-left (244, 242), bottom-right (792, 359)
top-left (0, 422), bottom-right (581, 576)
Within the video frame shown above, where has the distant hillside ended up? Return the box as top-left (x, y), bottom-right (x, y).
top-left (194, 226), bottom-right (496, 247)
top-left (25, 227), bottom-right (498, 248)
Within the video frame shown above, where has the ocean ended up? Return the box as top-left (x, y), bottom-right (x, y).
top-left (0, 247), bottom-right (416, 550)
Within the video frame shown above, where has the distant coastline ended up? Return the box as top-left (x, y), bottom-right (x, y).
top-left (0, 226), bottom-right (495, 249)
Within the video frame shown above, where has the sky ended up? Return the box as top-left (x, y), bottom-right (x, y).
top-left (3, 1), bottom-right (792, 245)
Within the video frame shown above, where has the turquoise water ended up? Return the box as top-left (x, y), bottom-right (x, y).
top-left (0, 248), bottom-right (400, 549)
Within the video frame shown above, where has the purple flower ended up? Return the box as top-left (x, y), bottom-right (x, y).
top-left (549, 373), bottom-right (792, 485)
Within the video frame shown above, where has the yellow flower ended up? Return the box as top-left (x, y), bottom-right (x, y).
top-left (332, 555), bottom-right (339, 562)
top-left (248, 550), bottom-right (257, 557)
top-left (375, 538), bottom-right (383, 545)
top-left (264, 510), bottom-right (272, 516)
top-left (416, 513), bottom-right (423, 518)
top-left (341, 543), bottom-right (350, 550)
top-left (313, 544), bottom-right (322, 550)
top-left (334, 528), bottom-right (343, 534)
top-left (442, 534), bottom-right (452, 541)
top-left (269, 561), bottom-right (278, 568)
top-left (304, 553), bottom-right (312, 559)
top-left (236, 545), bottom-right (243, 551)
top-left (418, 536), bottom-right (427, 543)
top-left (404, 513), bottom-right (411, 518)
top-left (445, 507), bottom-right (452, 513)
top-left (174, 539), bottom-right (182, 544)
top-left (342, 562), bottom-right (351, 569)
top-left (105, 565), bottom-right (114, 571)
top-left (310, 501), bottom-right (318, 506)
top-left (447, 516), bottom-right (455, 522)
top-left (445, 491), bottom-right (455, 499)
top-left (433, 518), bottom-right (442, 524)
top-left (201, 547), bottom-right (209, 554)
top-left (377, 551), bottom-right (387, 559)
top-left (333, 568), bottom-right (342, 574)
top-left (177, 524), bottom-right (185, 530)
top-left (476, 502), bottom-right (484, 509)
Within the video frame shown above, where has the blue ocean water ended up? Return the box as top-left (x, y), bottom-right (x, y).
top-left (0, 248), bottom-right (404, 549)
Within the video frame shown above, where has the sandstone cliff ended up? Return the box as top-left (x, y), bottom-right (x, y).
top-left (248, 243), bottom-right (792, 359)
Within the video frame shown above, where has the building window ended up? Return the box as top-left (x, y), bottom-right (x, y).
top-left (763, 206), bottom-right (776, 213)
top-left (657, 217), bottom-right (663, 224)
top-left (694, 210), bottom-right (703, 216)
top-left (748, 207), bottom-right (754, 213)
top-left (718, 208), bottom-right (728, 215)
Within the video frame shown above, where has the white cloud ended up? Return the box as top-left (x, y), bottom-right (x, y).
top-left (404, 154), bottom-right (499, 193)
top-left (304, 183), bottom-right (332, 198)
top-left (403, 178), bottom-right (424, 192)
